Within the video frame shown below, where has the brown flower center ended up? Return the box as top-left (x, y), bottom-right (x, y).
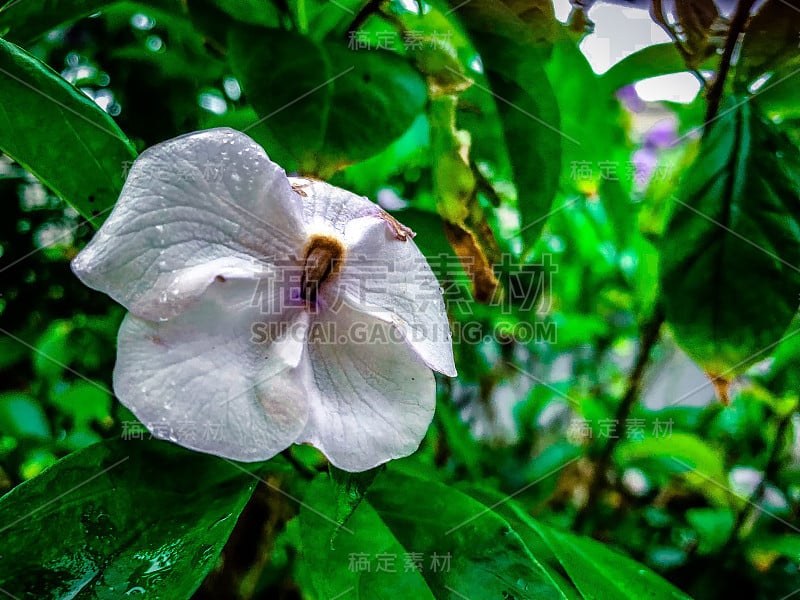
top-left (300, 234), bottom-right (345, 303)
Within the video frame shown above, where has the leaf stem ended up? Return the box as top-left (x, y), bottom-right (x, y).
top-left (573, 305), bottom-right (665, 533)
top-left (704, 0), bottom-right (757, 125)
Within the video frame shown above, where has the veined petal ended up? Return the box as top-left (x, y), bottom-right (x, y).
top-left (73, 128), bottom-right (306, 320)
top-left (291, 177), bottom-right (387, 236)
top-left (332, 216), bottom-right (457, 377)
top-left (113, 278), bottom-right (311, 462)
top-left (299, 304), bottom-right (436, 472)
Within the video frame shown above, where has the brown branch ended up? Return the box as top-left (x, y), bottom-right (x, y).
top-left (573, 305), bottom-right (665, 533)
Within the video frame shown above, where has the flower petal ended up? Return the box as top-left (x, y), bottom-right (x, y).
top-left (333, 216), bottom-right (457, 377)
top-left (73, 128), bottom-right (306, 320)
top-left (113, 278), bottom-right (311, 461)
top-left (299, 304), bottom-right (436, 472)
top-left (291, 177), bottom-right (386, 235)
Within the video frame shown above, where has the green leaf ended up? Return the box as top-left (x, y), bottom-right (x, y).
top-left (0, 38), bottom-right (137, 224)
top-left (0, 392), bottom-right (50, 440)
top-left (300, 475), bottom-right (436, 599)
top-left (32, 320), bottom-right (73, 381)
top-left (454, 0), bottom-right (562, 249)
top-left (600, 176), bottom-right (637, 249)
top-left (298, 0), bottom-right (368, 41)
top-left (545, 38), bottom-right (630, 194)
top-left (753, 72), bottom-right (800, 120)
top-left (601, 43), bottom-right (694, 91)
top-left (464, 486), bottom-right (692, 600)
top-left (0, 0), bottom-right (111, 44)
top-left (301, 470), bottom-right (565, 599)
top-left (736, 0), bottom-right (800, 85)
top-left (329, 464), bottom-right (381, 536)
top-left (686, 508), bottom-right (734, 554)
top-left (659, 97), bottom-right (800, 376)
top-left (532, 524), bottom-right (692, 600)
top-left (49, 381), bottom-right (113, 426)
top-left (615, 433), bottom-right (730, 506)
top-left (750, 534), bottom-right (800, 562)
top-left (0, 438), bottom-right (260, 599)
top-left (228, 26), bottom-right (427, 177)
top-left (370, 470), bottom-right (567, 598)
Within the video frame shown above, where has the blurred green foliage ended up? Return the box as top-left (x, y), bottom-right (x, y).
top-left (0, 0), bottom-right (799, 599)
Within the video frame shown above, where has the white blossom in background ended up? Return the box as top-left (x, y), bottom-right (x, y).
top-left (72, 128), bottom-right (456, 472)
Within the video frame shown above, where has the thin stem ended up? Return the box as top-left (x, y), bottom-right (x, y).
top-left (724, 411), bottom-right (793, 551)
top-left (704, 0), bottom-right (757, 125)
top-left (573, 305), bottom-right (665, 533)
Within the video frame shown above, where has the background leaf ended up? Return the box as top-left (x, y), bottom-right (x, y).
top-left (659, 97), bottom-right (800, 375)
top-left (228, 26), bottom-right (427, 177)
top-left (0, 37), bottom-right (137, 223)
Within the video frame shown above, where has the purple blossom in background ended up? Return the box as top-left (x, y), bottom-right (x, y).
top-left (643, 118), bottom-right (678, 150)
top-left (616, 84), bottom-right (645, 113)
top-left (632, 147), bottom-right (658, 186)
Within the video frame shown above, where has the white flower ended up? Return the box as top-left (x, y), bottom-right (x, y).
top-left (72, 128), bottom-right (456, 471)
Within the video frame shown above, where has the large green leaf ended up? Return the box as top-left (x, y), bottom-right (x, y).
top-left (466, 486), bottom-right (692, 600)
top-left (531, 525), bottom-right (691, 600)
top-left (301, 470), bottom-right (565, 599)
top-left (0, 438), bottom-right (262, 599)
top-left (299, 475), bottom-right (436, 599)
top-left (454, 0), bottom-right (562, 249)
top-left (659, 97), bottom-right (800, 376)
top-left (228, 26), bottom-right (427, 177)
top-left (0, 38), bottom-right (137, 224)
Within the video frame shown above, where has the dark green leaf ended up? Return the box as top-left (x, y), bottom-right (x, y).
top-left (0, 38), bottom-right (137, 224)
top-left (368, 470), bottom-right (565, 598)
top-left (532, 524), bottom-right (692, 600)
top-left (660, 97), bottom-right (800, 376)
top-left (329, 464), bottom-right (381, 536)
top-left (463, 485), bottom-right (692, 599)
top-left (737, 0), bottom-right (800, 85)
top-left (0, 0), bottom-right (111, 44)
top-left (301, 470), bottom-right (564, 599)
top-left (228, 27), bottom-right (427, 177)
top-left (299, 475), bottom-right (436, 599)
top-left (0, 438), bottom-right (260, 599)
